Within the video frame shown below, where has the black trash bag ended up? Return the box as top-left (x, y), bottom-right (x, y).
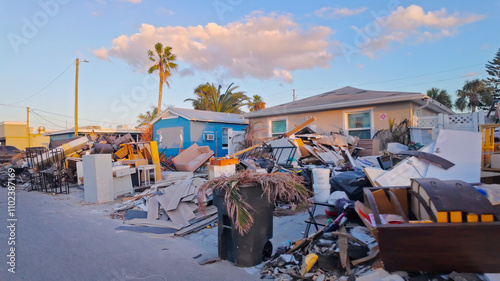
top-left (329, 171), bottom-right (372, 202)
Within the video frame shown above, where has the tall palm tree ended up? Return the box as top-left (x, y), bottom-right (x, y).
top-left (136, 105), bottom-right (158, 127)
top-left (184, 83), bottom-right (249, 113)
top-left (148, 43), bottom-right (177, 113)
top-left (455, 79), bottom-right (494, 112)
top-left (426, 88), bottom-right (452, 109)
top-left (248, 95), bottom-right (266, 111)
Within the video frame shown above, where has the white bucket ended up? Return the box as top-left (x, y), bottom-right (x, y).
top-left (313, 184), bottom-right (330, 202)
top-left (312, 168), bottom-right (331, 186)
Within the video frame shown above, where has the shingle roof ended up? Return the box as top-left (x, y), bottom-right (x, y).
top-left (150, 108), bottom-right (247, 125)
top-left (244, 86), bottom-right (454, 117)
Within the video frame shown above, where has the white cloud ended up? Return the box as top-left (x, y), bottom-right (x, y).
top-left (344, 5), bottom-right (485, 58)
top-left (93, 47), bottom-right (109, 61)
top-left (314, 7), bottom-right (367, 19)
top-left (356, 64), bottom-right (364, 69)
top-left (95, 12), bottom-right (333, 83)
top-left (119, 0), bottom-right (141, 3)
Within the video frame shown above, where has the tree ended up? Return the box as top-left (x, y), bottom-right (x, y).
top-left (454, 79), bottom-right (494, 112)
top-left (184, 82), bottom-right (249, 113)
top-left (136, 105), bottom-right (158, 127)
top-left (485, 47), bottom-right (500, 99)
top-left (248, 95), bottom-right (266, 111)
top-left (148, 43), bottom-right (177, 113)
top-left (426, 88), bottom-right (452, 109)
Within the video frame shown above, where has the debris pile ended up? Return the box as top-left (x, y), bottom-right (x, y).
top-left (113, 175), bottom-right (217, 236)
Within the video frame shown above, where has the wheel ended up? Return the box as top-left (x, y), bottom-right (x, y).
top-left (262, 240), bottom-right (273, 261)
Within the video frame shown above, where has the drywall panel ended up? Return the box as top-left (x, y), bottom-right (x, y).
top-left (426, 129), bottom-right (482, 183)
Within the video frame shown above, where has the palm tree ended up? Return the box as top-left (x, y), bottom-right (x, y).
top-left (136, 105), bottom-right (158, 127)
top-left (426, 88), bottom-right (452, 109)
top-left (455, 79), bottom-right (494, 112)
top-left (184, 83), bottom-right (249, 113)
top-left (248, 95), bottom-right (266, 111)
top-left (148, 43), bottom-right (177, 113)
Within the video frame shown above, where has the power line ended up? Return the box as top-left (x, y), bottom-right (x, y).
top-left (31, 108), bottom-right (137, 126)
top-left (262, 63), bottom-right (484, 102)
top-left (30, 111), bottom-right (66, 128)
top-left (9, 61), bottom-right (75, 105)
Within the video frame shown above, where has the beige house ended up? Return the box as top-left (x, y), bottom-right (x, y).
top-left (0, 121), bottom-right (50, 150)
top-left (244, 86), bottom-right (454, 139)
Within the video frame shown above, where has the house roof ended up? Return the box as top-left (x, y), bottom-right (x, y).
top-left (244, 86), bottom-right (454, 118)
top-left (150, 107), bottom-right (247, 125)
top-left (44, 127), bottom-right (141, 136)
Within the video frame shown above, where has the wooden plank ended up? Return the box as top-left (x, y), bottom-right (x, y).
top-left (166, 202), bottom-right (196, 226)
top-left (147, 196), bottom-right (160, 220)
top-left (175, 214), bottom-right (218, 236)
top-left (338, 225), bottom-right (350, 274)
top-left (124, 218), bottom-right (183, 230)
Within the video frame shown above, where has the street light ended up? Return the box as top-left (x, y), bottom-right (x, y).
top-left (75, 58), bottom-right (89, 137)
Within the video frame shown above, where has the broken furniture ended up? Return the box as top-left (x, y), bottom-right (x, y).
top-left (303, 201), bottom-right (337, 238)
top-left (112, 165), bottom-right (135, 198)
top-left (119, 141), bottom-right (162, 180)
top-left (172, 143), bottom-right (214, 172)
top-left (26, 147), bottom-right (69, 194)
top-left (359, 180), bottom-right (500, 273)
top-left (137, 164), bottom-right (157, 187)
top-left (481, 124), bottom-right (500, 171)
top-left (83, 154), bottom-right (114, 204)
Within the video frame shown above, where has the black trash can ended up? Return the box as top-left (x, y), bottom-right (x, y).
top-left (213, 183), bottom-right (274, 267)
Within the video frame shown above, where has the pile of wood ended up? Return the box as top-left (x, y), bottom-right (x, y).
top-left (113, 176), bottom-right (218, 237)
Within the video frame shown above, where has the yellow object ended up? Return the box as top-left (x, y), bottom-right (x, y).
top-left (481, 214), bottom-right (494, 222)
top-left (299, 253), bottom-right (318, 276)
top-left (437, 212), bottom-right (448, 223)
top-left (449, 211), bottom-right (462, 223)
top-left (149, 141), bottom-right (162, 180)
top-left (467, 214), bottom-right (479, 223)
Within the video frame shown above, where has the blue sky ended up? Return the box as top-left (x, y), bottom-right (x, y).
top-left (1, 0), bottom-right (499, 130)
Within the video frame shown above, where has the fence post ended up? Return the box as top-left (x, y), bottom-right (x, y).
top-left (438, 113), bottom-right (445, 129)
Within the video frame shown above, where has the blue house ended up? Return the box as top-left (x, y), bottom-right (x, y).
top-left (150, 108), bottom-right (248, 158)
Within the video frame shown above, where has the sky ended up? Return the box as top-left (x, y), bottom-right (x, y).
top-left (1, 0), bottom-right (499, 131)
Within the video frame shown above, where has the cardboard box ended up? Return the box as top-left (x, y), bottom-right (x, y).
top-left (358, 139), bottom-right (380, 156)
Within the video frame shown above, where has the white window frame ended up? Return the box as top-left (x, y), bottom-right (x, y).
top-left (343, 108), bottom-right (374, 139)
top-left (268, 117), bottom-right (288, 137)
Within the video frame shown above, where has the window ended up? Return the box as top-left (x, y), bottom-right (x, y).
top-left (270, 119), bottom-right (287, 137)
top-left (346, 110), bottom-right (372, 139)
top-left (221, 128), bottom-right (229, 148)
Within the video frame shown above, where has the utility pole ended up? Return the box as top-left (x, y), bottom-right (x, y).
top-left (293, 89), bottom-right (296, 102)
top-left (75, 58), bottom-right (89, 137)
top-left (75, 58), bottom-right (80, 137)
top-left (26, 107), bottom-right (30, 148)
